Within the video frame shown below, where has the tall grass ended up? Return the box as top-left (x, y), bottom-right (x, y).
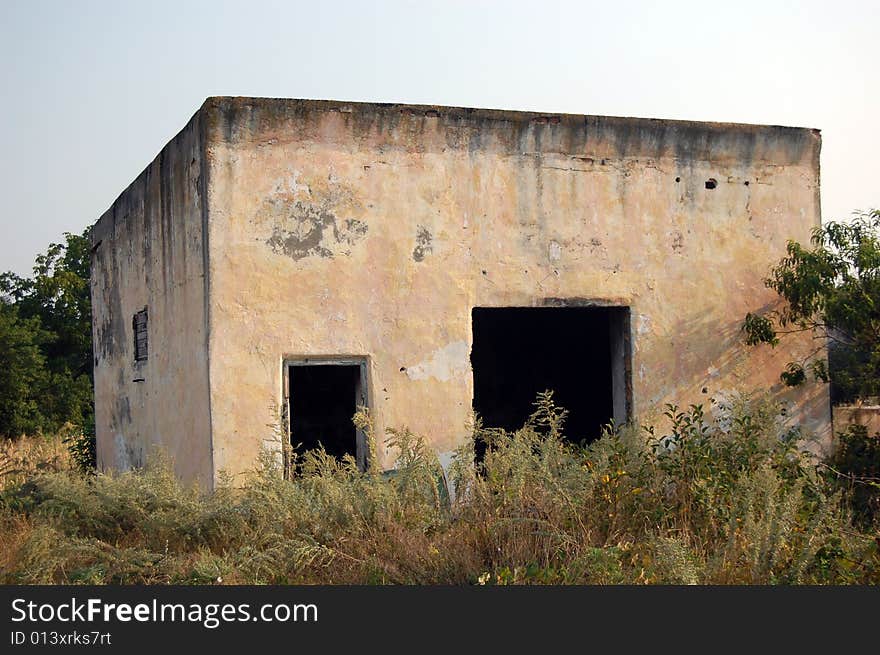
top-left (1, 393), bottom-right (877, 584)
top-left (0, 432), bottom-right (71, 487)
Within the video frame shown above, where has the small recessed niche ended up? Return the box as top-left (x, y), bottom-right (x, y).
top-left (705, 178), bottom-right (717, 190)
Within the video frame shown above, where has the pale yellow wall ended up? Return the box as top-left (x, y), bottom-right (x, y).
top-left (201, 98), bottom-right (830, 482)
top-left (91, 111), bottom-right (213, 486)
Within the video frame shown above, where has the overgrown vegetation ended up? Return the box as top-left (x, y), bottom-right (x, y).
top-left (2, 393), bottom-right (877, 585)
top-left (743, 209), bottom-right (880, 404)
top-left (824, 424), bottom-right (880, 527)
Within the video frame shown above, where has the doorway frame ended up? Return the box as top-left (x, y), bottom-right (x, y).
top-left (282, 356), bottom-right (371, 476)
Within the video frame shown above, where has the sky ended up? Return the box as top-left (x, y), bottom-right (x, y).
top-left (1, 0), bottom-right (877, 276)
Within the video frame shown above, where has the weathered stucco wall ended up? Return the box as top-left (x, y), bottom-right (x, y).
top-left (833, 404), bottom-right (880, 437)
top-left (200, 98), bottom-right (829, 481)
top-left (91, 111), bottom-right (213, 486)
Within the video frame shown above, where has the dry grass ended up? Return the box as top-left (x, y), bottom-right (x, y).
top-left (0, 433), bottom-right (71, 486)
top-left (1, 393), bottom-right (878, 585)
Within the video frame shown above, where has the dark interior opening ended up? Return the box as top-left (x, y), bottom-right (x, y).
top-left (471, 306), bottom-right (630, 446)
top-left (289, 364), bottom-right (361, 462)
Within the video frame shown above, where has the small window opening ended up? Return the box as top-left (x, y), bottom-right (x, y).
top-left (471, 306), bottom-right (631, 456)
top-left (286, 359), bottom-right (369, 473)
top-left (133, 308), bottom-right (148, 362)
top-left (705, 178), bottom-right (717, 189)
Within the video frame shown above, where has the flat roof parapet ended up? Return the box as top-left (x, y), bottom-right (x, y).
top-left (203, 96), bottom-right (820, 167)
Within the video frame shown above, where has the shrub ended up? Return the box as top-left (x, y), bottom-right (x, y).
top-left (825, 424), bottom-right (880, 527)
top-left (1, 394), bottom-right (877, 585)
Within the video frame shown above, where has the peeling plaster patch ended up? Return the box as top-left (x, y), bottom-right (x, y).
top-left (113, 433), bottom-right (142, 471)
top-left (405, 341), bottom-right (470, 382)
top-left (437, 450), bottom-right (457, 502)
top-left (274, 169), bottom-right (311, 198)
top-left (670, 230), bottom-right (684, 253)
top-left (413, 225), bottom-right (433, 262)
top-left (548, 240), bottom-right (562, 262)
top-left (707, 366), bottom-right (720, 378)
top-left (259, 174), bottom-right (368, 260)
top-left (266, 202), bottom-right (368, 260)
top-left (637, 313), bottom-right (652, 335)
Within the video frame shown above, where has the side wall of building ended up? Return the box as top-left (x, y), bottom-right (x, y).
top-left (91, 111), bottom-right (213, 486)
top-left (202, 99), bottom-right (828, 480)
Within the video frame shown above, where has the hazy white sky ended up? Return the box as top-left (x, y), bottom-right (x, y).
top-left (1, 0), bottom-right (877, 275)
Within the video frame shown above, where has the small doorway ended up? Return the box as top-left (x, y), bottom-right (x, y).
top-left (284, 358), bottom-right (370, 472)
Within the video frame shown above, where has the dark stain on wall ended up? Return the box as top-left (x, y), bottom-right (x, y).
top-left (412, 225), bottom-right (433, 262)
top-left (266, 201), bottom-right (368, 260)
top-left (204, 97), bottom-right (820, 173)
top-left (93, 210), bottom-right (127, 361)
top-left (115, 395), bottom-right (131, 426)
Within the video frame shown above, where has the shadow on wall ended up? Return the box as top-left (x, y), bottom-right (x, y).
top-left (650, 307), bottom-right (830, 451)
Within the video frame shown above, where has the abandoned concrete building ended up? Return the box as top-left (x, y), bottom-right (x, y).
top-left (90, 97), bottom-right (831, 487)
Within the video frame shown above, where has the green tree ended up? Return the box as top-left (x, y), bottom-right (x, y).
top-left (0, 304), bottom-right (51, 436)
top-left (0, 228), bottom-right (94, 438)
top-left (742, 209), bottom-right (880, 403)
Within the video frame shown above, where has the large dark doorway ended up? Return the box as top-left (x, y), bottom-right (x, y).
top-left (287, 359), bottom-right (368, 471)
top-left (471, 306), bottom-right (630, 443)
